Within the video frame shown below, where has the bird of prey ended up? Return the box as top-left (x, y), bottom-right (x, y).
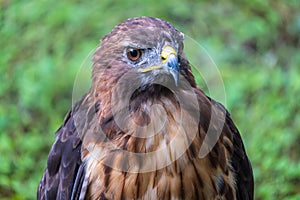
top-left (38, 17), bottom-right (254, 200)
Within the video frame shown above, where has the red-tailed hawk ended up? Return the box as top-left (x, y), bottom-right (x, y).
top-left (38, 17), bottom-right (254, 200)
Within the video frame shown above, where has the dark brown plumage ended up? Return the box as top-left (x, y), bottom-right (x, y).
top-left (38, 17), bottom-right (254, 200)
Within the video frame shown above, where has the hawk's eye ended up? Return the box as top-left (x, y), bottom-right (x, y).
top-left (127, 48), bottom-right (142, 61)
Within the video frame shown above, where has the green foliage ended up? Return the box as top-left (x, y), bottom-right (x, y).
top-left (1, 0), bottom-right (299, 199)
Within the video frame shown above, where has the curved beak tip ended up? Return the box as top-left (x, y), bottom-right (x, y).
top-left (170, 69), bottom-right (179, 86)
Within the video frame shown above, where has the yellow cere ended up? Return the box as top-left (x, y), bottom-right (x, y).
top-left (161, 46), bottom-right (177, 64)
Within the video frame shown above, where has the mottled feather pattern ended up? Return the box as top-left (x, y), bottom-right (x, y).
top-left (38, 16), bottom-right (253, 200)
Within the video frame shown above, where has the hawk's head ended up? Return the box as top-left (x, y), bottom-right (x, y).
top-left (92, 17), bottom-right (195, 96)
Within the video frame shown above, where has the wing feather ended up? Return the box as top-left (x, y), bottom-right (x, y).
top-left (38, 102), bottom-right (87, 200)
top-left (214, 100), bottom-right (254, 200)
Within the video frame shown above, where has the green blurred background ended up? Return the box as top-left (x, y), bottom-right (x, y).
top-left (1, 0), bottom-right (300, 199)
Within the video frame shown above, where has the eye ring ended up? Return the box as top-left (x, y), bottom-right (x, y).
top-left (127, 48), bottom-right (142, 61)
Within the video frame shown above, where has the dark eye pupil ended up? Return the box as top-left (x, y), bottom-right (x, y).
top-left (130, 50), bottom-right (138, 57)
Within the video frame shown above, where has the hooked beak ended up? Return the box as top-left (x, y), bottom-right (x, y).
top-left (139, 46), bottom-right (179, 86)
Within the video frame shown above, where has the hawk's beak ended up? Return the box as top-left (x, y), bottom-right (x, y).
top-left (163, 53), bottom-right (179, 86)
top-left (139, 46), bottom-right (179, 86)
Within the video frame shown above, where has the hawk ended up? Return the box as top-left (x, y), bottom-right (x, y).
top-left (38, 17), bottom-right (254, 200)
